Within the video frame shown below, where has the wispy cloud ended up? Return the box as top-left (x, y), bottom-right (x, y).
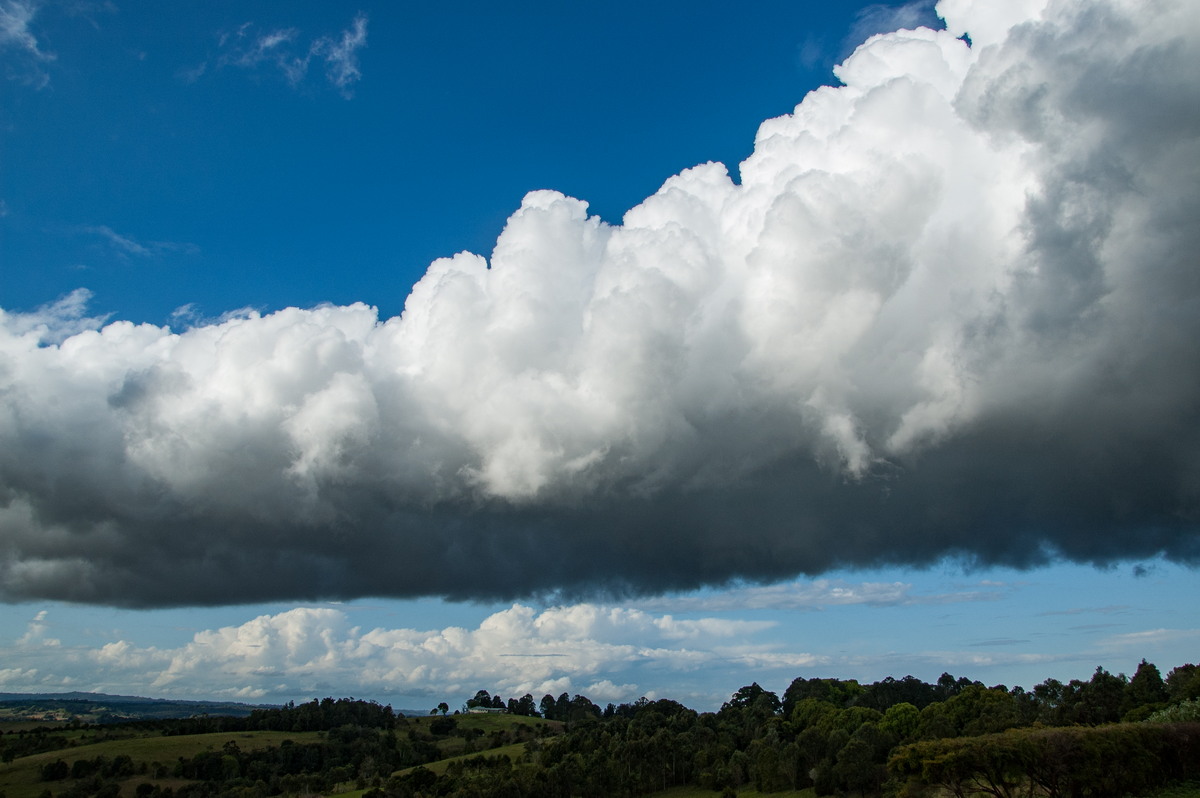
top-left (635, 579), bottom-right (1006, 613)
top-left (79, 224), bottom-right (198, 259)
top-left (1038, 606), bottom-right (1135, 618)
top-left (191, 13), bottom-right (367, 98)
top-left (0, 288), bottom-right (110, 343)
top-left (312, 12), bottom-right (367, 97)
top-left (0, 0), bottom-right (54, 87)
top-left (1099, 628), bottom-right (1200, 649)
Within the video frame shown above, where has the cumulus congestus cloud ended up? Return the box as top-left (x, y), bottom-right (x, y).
top-left (2, 0), bottom-right (1198, 606)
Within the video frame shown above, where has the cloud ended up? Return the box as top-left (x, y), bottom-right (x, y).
top-left (198, 13), bottom-right (367, 97)
top-left (79, 224), bottom-right (199, 259)
top-left (1098, 628), bottom-right (1200, 649)
top-left (0, 604), bottom-right (798, 704)
top-left (0, 0), bottom-right (54, 87)
top-left (1, 288), bottom-right (110, 344)
top-left (16, 610), bottom-right (60, 647)
top-left (1037, 606), bottom-right (1134, 618)
top-left (2, 0), bottom-right (1199, 607)
top-left (845, 1), bottom-right (940, 54)
top-left (633, 579), bottom-right (1003, 613)
top-left (312, 12), bottom-right (367, 98)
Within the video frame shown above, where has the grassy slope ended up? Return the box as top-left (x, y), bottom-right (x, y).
top-left (0, 714), bottom-right (560, 798)
top-left (0, 731), bottom-right (323, 798)
top-left (391, 741), bottom-right (530, 778)
top-left (323, 715), bottom-right (560, 797)
top-left (396, 714), bottom-right (559, 762)
top-left (649, 790), bottom-right (818, 798)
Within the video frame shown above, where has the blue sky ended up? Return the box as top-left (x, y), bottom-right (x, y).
top-left (1, 0), bottom-right (1198, 712)
top-left (3, 0), bottom-right (926, 325)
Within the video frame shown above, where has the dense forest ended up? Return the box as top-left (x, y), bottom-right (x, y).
top-left (3, 661), bottom-right (1199, 798)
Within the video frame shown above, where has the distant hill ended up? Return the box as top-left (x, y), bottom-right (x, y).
top-left (0, 691), bottom-right (276, 723)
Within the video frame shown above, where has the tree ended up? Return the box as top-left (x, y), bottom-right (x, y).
top-left (566, 694), bottom-right (601, 722)
top-left (856, 675), bottom-right (938, 711)
top-left (1074, 667), bottom-right (1126, 725)
top-left (1166, 663), bottom-right (1200, 702)
top-left (516, 693), bottom-right (538, 717)
top-left (833, 736), bottom-right (882, 797)
top-left (783, 677), bottom-right (863, 714)
top-left (437, 702), bottom-right (449, 716)
top-left (723, 683), bottom-right (782, 714)
top-left (879, 702), bottom-right (920, 743)
top-left (1124, 660), bottom-right (1168, 718)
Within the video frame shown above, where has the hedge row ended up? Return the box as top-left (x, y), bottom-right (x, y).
top-left (889, 722), bottom-right (1200, 798)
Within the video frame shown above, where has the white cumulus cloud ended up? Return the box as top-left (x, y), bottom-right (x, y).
top-left (1, 0), bottom-right (1198, 607)
top-left (0, 603), bottom-right (802, 705)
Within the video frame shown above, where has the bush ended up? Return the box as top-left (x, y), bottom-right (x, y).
top-left (1147, 699), bottom-right (1200, 724)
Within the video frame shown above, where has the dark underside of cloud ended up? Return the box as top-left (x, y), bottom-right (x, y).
top-left (2, 0), bottom-right (1198, 607)
top-left (6, 405), bottom-right (1198, 608)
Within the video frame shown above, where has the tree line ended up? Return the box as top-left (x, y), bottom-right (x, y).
top-left (17, 658), bottom-right (1200, 798)
top-left (379, 660), bottom-right (1200, 797)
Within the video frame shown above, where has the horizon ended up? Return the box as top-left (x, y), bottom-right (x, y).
top-left (1, 0), bottom-right (1198, 713)
top-left (3, 639), bottom-right (1195, 716)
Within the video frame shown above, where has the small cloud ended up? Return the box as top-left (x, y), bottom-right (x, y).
top-left (17, 610), bottom-right (61, 647)
top-left (200, 12), bottom-right (367, 98)
top-left (177, 60), bottom-right (206, 83)
top-left (170, 303), bottom-right (203, 328)
top-left (584, 679), bottom-right (639, 702)
top-left (797, 33), bottom-right (828, 71)
top-left (312, 12), bottom-right (367, 98)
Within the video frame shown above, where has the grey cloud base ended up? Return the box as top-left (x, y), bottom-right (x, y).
top-left (2, 0), bottom-right (1199, 607)
top-left (3, 416), bottom-right (1196, 608)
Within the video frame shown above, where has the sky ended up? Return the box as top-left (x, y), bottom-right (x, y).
top-left (0, 0), bottom-right (1198, 712)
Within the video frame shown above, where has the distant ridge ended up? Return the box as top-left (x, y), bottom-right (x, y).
top-left (0, 691), bottom-right (262, 704)
top-left (0, 691), bottom-right (277, 722)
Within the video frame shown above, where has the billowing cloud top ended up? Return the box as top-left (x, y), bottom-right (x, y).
top-left (2, 0), bottom-right (1198, 606)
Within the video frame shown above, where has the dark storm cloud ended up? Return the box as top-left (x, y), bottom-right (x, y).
top-left (1, 0), bottom-right (1197, 606)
